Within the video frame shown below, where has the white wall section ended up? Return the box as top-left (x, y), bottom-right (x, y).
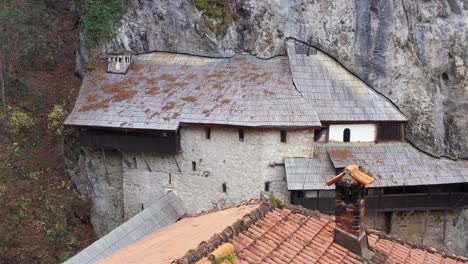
top-left (328, 124), bottom-right (377, 142)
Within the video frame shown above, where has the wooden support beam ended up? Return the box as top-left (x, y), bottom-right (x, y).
top-left (173, 155), bottom-right (181, 173)
top-left (141, 153), bottom-right (152, 172)
top-left (422, 210), bottom-right (428, 245)
top-left (400, 210), bottom-right (414, 225)
top-left (101, 148), bottom-right (110, 182)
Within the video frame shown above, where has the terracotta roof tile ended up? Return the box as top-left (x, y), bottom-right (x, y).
top-left (98, 200), bottom-right (467, 263)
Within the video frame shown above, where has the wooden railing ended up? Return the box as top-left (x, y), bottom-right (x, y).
top-left (292, 192), bottom-right (468, 213)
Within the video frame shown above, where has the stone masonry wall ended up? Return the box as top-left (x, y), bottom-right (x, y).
top-left (122, 125), bottom-right (314, 219)
top-left (366, 209), bottom-right (468, 255)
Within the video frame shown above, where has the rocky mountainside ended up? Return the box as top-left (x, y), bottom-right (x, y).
top-left (80, 0), bottom-right (467, 159)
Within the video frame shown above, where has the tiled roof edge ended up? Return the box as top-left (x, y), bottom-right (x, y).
top-left (173, 199), bottom-right (332, 264)
top-left (368, 230), bottom-right (468, 262)
top-left (173, 199), bottom-right (276, 264)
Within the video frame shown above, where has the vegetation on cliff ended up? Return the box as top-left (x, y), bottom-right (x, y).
top-left (80, 0), bottom-right (127, 48)
top-left (0, 1), bottom-right (95, 262)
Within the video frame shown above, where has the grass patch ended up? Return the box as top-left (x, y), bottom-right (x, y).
top-left (193, 0), bottom-right (231, 36)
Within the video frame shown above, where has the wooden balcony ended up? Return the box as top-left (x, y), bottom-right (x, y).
top-left (80, 129), bottom-right (181, 154)
top-left (292, 191), bottom-right (468, 213)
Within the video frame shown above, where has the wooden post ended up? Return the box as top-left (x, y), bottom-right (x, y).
top-left (442, 210), bottom-right (447, 244)
top-left (422, 210), bottom-right (428, 245)
top-left (173, 155), bottom-right (181, 173)
top-left (101, 148), bottom-right (110, 182)
top-left (141, 153), bottom-right (152, 172)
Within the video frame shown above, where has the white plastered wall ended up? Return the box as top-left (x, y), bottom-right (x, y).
top-left (328, 124), bottom-right (377, 142)
top-left (121, 126), bottom-right (314, 218)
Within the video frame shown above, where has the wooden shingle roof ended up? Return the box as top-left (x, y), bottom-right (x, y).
top-left (65, 53), bottom-right (321, 131)
top-left (286, 40), bottom-right (407, 122)
top-left (285, 142), bottom-right (468, 190)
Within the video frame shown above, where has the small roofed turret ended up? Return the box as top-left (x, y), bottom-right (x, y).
top-left (107, 51), bottom-right (132, 74)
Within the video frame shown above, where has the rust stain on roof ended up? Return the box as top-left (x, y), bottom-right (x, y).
top-left (328, 148), bottom-right (353, 160)
top-left (162, 102), bottom-right (177, 111)
top-left (262, 89), bottom-right (275, 96)
top-left (181, 96), bottom-right (197, 102)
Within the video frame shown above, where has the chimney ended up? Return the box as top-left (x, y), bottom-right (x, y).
top-left (326, 165), bottom-right (375, 260)
top-left (107, 51), bottom-right (132, 74)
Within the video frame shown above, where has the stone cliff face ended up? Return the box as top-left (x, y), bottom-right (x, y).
top-left (86, 0), bottom-right (467, 159)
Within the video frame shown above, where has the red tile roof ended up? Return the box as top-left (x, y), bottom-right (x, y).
top-left (176, 201), bottom-right (466, 264)
top-left (98, 199), bottom-right (467, 263)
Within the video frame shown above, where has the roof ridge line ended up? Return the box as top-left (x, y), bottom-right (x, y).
top-left (368, 230), bottom-right (467, 262)
top-left (127, 49), bottom-right (287, 61)
top-left (173, 199), bottom-right (277, 264)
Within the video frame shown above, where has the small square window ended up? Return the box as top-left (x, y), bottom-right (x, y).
top-left (280, 130), bottom-right (287, 143)
top-left (264, 182), bottom-right (270, 192)
top-left (192, 161), bottom-right (196, 171)
top-left (239, 129), bottom-right (244, 142)
top-left (205, 127), bottom-right (211, 139)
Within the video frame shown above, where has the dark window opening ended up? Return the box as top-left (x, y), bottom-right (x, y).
top-left (343, 128), bottom-right (351, 142)
top-left (141, 203), bottom-right (144, 210)
top-left (239, 129), bottom-right (244, 142)
top-left (264, 182), bottom-right (270, 192)
top-left (118, 57), bottom-right (122, 62)
top-left (168, 173), bottom-right (172, 184)
top-left (377, 123), bottom-right (403, 142)
top-left (441, 72), bottom-right (449, 81)
top-left (280, 130), bottom-right (287, 143)
top-left (133, 157), bottom-right (138, 168)
top-left (205, 127), bottom-right (211, 139)
top-left (192, 161), bottom-right (196, 171)
top-left (314, 127), bottom-right (327, 142)
top-left (222, 183), bottom-right (227, 193)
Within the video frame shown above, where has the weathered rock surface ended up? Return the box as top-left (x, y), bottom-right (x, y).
top-left (87, 0), bottom-right (467, 158)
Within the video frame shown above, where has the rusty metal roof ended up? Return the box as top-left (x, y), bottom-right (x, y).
top-left (286, 40), bottom-right (408, 122)
top-left (65, 52), bottom-right (321, 130)
top-left (285, 143), bottom-right (468, 190)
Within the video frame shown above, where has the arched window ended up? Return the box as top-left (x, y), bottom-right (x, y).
top-left (343, 128), bottom-right (351, 142)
